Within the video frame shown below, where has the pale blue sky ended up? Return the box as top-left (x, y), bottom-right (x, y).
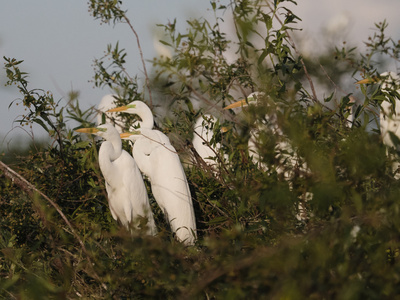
top-left (0, 1), bottom-right (212, 146)
top-left (0, 1), bottom-right (399, 147)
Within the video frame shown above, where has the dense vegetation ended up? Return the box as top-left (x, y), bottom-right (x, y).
top-left (1, 0), bottom-right (400, 298)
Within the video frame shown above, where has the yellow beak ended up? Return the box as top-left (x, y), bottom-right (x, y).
top-left (224, 99), bottom-right (248, 110)
top-left (107, 105), bottom-right (129, 113)
top-left (120, 132), bottom-right (132, 139)
top-left (356, 78), bottom-right (372, 84)
top-left (356, 76), bottom-right (379, 84)
top-left (120, 131), bottom-right (141, 139)
top-left (75, 128), bottom-right (100, 134)
top-left (220, 126), bottom-right (230, 133)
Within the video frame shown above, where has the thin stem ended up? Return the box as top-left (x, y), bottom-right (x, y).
top-left (265, 2), bottom-right (318, 102)
top-left (319, 63), bottom-right (378, 119)
top-left (122, 14), bottom-right (153, 108)
top-left (319, 62), bottom-right (349, 96)
top-left (192, 130), bottom-right (230, 179)
top-left (187, 86), bottom-right (237, 123)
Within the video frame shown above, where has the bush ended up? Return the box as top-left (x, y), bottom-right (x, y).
top-left (1, 1), bottom-right (400, 298)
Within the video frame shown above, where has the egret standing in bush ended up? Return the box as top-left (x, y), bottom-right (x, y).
top-left (357, 72), bottom-right (400, 178)
top-left (75, 124), bottom-right (157, 235)
top-left (108, 101), bottom-right (197, 245)
top-left (224, 92), bottom-right (304, 178)
top-left (192, 114), bottom-right (230, 171)
top-left (225, 92), bottom-right (311, 220)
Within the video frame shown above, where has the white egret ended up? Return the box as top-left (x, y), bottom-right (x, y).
top-left (75, 124), bottom-right (157, 235)
top-left (108, 101), bottom-right (197, 245)
top-left (226, 93), bottom-right (265, 169)
top-left (225, 92), bottom-right (311, 220)
top-left (96, 94), bottom-right (125, 133)
top-left (357, 72), bottom-right (400, 148)
top-left (192, 114), bottom-right (226, 168)
top-left (357, 72), bottom-right (400, 177)
top-left (344, 96), bottom-right (356, 128)
top-left (224, 92), bottom-right (301, 178)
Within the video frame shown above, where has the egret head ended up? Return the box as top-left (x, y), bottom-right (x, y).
top-left (98, 94), bottom-right (118, 111)
top-left (356, 72), bottom-right (400, 91)
top-left (106, 101), bottom-right (152, 115)
top-left (106, 103), bottom-right (136, 114)
top-left (194, 114), bottom-right (229, 136)
top-left (357, 72), bottom-right (400, 110)
top-left (224, 92), bottom-right (265, 110)
top-left (107, 101), bottom-right (154, 130)
top-left (75, 124), bottom-right (116, 138)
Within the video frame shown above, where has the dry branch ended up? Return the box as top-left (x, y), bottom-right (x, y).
top-left (0, 161), bottom-right (107, 290)
top-left (122, 14), bottom-right (153, 108)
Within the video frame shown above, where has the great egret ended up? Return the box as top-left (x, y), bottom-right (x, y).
top-left (357, 72), bottom-right (400, 147)
top-left (192, 114), bottom-right (226, 168)
top-left (108, 101), bottom-right (197, 245)
top-left (96, 94), bottom-right (125, 133)
top-left (344, 96), bottom-right (356, 127)
top-left (75, 124), bottom-right (157, 235)
top-left (357, 72), bottom-right (400, 177)
top-left (225, 92), bottom-right (303, 178)
top-left (226, 93), bottom-right (264, 168)
top-left (225, 92), bottom-right (311, 220)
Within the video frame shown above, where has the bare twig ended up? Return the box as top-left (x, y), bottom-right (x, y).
top-left (319, 63), bottom-right (378, 119)
top-left (190, 179), bottom-right (230, 219)
top-left (319, 63), bottom-right (349, 96)
top-left (141, 133), bottom-right (179, 154)
top-left (122, 14), bottom-right (153, 108)
top-left (187, 86), bottom-right (237, 123)
top-left (192, 130), bottom-right (230, 178)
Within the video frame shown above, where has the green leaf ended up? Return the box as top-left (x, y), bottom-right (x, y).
top-left (208, 216), bottom-right (228, 225)
top-left (324, 92), bottom-right (334, 103)
top-left (159, 39), bottom-right (172, 47)
top-left (258, 48), bottom-right (270, 65)
top-left (262, 13), bottom-right (273, 30)
top-left (211, 1), bottom-right (216, 10)
top-left (33, 118), bottom-right (49, 132)
top-left (74, 141), bottom-right (91, 149)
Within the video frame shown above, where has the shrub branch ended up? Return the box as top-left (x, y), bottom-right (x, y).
top-left (0, 161), bottom-right (107, 291)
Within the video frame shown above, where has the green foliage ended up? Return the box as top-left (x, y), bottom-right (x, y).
top-left (1, 0), bottom-right (400, 298)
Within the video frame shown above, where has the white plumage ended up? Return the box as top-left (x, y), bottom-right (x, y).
top-left (377, 72), bottom-right (400, 148)
top-left (109, 101), bottom-right (197, 245)
top-left (225, 92), bottom-right (311, 220)
top-left (96, 94), bottom-right (125, 133)
top-left (75, 124), bottom-right (157, 235)
top-left (358, 72), bottom-right (400, 178)
top-left (192, 114), bottom-right (224, 167)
